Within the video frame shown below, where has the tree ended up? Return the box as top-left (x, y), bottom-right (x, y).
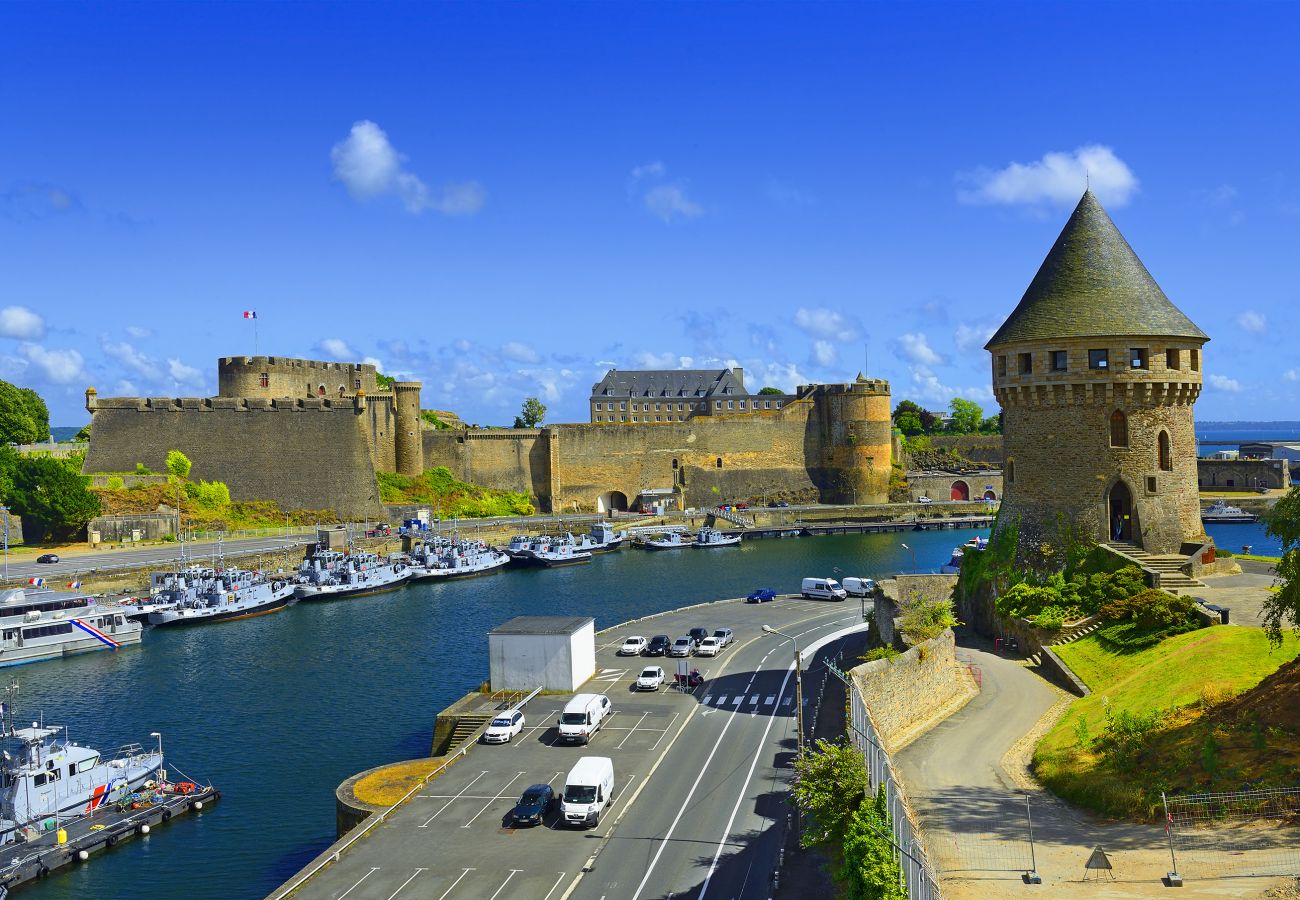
top-left (980, 413), bottom-right (1001, 434)
top-left (166, 449), bottom-right (192, 481)
top-left (894, 412), bottom-right (923, 436)
top-left (790, 738), bottom-right (867, 847)
top-left (891, 400), bottom-right (923, 424)
top-left (9, 456), bottom-right (101, 541)
top-left (374, 372), bottom-right (395, 390)
top-left (758, 386), bottom-right (784, 395)
top-left (840, 785), bottom-right (907, 900)
top-left (517, 397), bottom-right (546, 428)
top-left (0, 380), bottom-right (49, 444)
top-left (918, 409), bottom-right (939, 433)
top-left (1262, 486), bottom-right (1300, 646)
top-left (948, 397), bottom-right (983, 434)
top-left (74, 422), bottom-right (92, 442)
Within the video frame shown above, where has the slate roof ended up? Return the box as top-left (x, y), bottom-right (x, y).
top-left (591, 368), bottom-right (747, 398)
top-left (489, 616), bottom-right (594, 636)
top-left (986, 191), bottom-right (1208, 348)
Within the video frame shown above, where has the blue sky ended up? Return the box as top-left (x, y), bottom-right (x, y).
top-left (4, 1), bottom-right (1299, 427)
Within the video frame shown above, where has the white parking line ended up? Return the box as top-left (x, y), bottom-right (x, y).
top-left (337, 866), bottom-right (378, 899)
top-left (420, 771), bottom-right (488, 826)
top-left (436, 868), bottom-right (474, 900)
top-left (615, 711), bottom-right (650, 749)
top-left (541, 872), bottom-right (568, 900)
top-left (387, 867), bottom-right (427, 900)
top-left (650, 713), bottom-right (678, 750)
top-left (489, 870), bottom-right (523, 900)
top-left (546, 770), bottom-right (563, 786)
top-left (462, 771), bottom-right (525, 827)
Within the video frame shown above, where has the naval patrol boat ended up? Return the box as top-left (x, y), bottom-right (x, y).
top-left (147, 567), bottom-right (295, 627)
top-left (0, 588), bottom-right (141, 667)
top-left (294, 548), bottom-right (411, 600)
top-left (409, 538), bottom-right (509, 581)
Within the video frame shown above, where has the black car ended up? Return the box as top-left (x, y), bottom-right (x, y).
top-left (645, 634), bottom-right (672, 656)
top-left (511, 783), bottom-right (554, 827)
top-left (688, 627), bottom-right (709, 645)
top-left (37, 554), bottom-right (59, 564)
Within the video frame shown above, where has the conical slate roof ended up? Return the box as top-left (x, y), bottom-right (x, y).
top-left (986, 191), bottom-right (1208, 348)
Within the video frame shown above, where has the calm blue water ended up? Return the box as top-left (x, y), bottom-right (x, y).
top-left (19, 527), bottom-right (982, 900)
top-left (1196, 422), bottom-right (1300, 447)
top-left (1204, 520), bottom-right (1284, 557)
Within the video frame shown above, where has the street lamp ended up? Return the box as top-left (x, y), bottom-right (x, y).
top-left (900, 542), bottom-right (917, 573)
top-left (0, 504), bottom-right (8, 581)
top-left (762, 625), bottom-right (805, 753)
top-left (149, 731), bottom-right (163, 759)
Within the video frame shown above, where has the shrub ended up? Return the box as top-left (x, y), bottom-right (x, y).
top-left (791, 739), bottom-right (867, 848)
top-left (1096, 589), bottom-right (1200, 651)
top-left (862, 647), bottom-right (899, 662)
top-left (896, 591), bottom-right (957, 642)
top-left (1098, 702), bottom-right (1163, 772)
top-left (106, 475), bottom-right (124, 490)
top-left (839, 784), bottom-right (907, 900)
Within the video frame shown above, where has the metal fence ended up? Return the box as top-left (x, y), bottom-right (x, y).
top-left (848, 679), bottom-right (942, 900)
top-left (1165, 787), bottom-right (1300, 881)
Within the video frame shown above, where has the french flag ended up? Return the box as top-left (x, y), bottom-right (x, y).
top-left (28, 577), bottom-right (44, 587)
top-left (243, 310), bottom-right (257, 319)
top-left (68, 581), bottom-right (82, 590)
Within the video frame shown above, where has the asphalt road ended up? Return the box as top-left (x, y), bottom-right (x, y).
top-left (3, 535), bottom-right (317, 583)
top-left (278, 596), bottom-right (867, 900)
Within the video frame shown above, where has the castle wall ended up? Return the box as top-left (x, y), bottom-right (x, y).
top-left (83, 396), bottom-right (384, 518)
top-left (363, 395), bottom-right (397, 473)
top-left (423, 429), bottom-right (552, 501)
top-left (218, 356), bottom-right (379, 399)
top-left (1197, 458), bottom-right (1291, 492)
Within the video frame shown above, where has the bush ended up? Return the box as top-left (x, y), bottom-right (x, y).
top-left (839, 784), bottom-right (907, 900)
top-left (861, 647), bottom-right (899, 662)
top-left (896, 591), bottom-right (957, 642)
top-left (791, 739), bottom-right (867, 848)
top-left (1095, 589), bottom-right (1200, 651)
top-left (106, 475), bottom-right (124, 490)
top-left (1098, 702), bottom-right (1163, 772)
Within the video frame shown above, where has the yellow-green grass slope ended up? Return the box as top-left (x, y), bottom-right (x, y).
top-left (1034, 627), bottom-right (1300, 820)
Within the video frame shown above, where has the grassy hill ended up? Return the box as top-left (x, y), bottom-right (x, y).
top-left (1034, 627), bottom-right (1300, 820)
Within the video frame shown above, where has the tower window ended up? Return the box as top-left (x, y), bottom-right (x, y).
top-left (1158, 431), bottom-right (1172, 471)
top-left (716, 457), bottom-right (723, 468)
top-left (1089, 349), bottom-right (1109, 370)
top-left (318, 384), bottom-right (326, 396)
top-left (1166, 348), bottom-right (1180, 370)
top-left (1146, 476), bottom-right (1158, 494)
top-left (354, 378), bottom-right (361, 390)
top-left (997, 356), bottom-right (1008, 378)
top-left (1110, 410), bottom-right (1129, 448)
top-left (1019, 353), bottom-right (1033, 375)
top-left (1190, 348), bottom-right (1200, 371)
top-left (1006, 459), bottom-right (1014, 483)
top-left (259, 373), bottom-right (269, 388)
top-left (1130, 348), bottom-right (1149, 369)
top-left (1051, 351), bottom-right (1068, 371)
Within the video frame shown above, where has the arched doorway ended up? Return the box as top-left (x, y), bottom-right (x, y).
top-left (950, 480), bottom-right (970, 501)
top-left (597, 490), bottom-right (628, 514)
top-left (983, 489), bottom-right (997, 501)
top-left (1107, 480), bottom-right (1136, 544)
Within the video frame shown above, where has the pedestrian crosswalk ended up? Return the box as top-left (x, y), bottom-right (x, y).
top-left (698, 693), bottom-right (786, 709)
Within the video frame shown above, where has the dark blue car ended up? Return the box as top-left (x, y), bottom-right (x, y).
top-left (511, 783), bottom-right (554, 827)
top-left (746, 588), bottom-right (776, 603)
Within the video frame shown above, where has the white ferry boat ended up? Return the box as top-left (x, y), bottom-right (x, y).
top-left (148, 567), bottom-right (295, 627)
top-left (573, 522), bottom-right (627, 553)
top-left (1201, 499), bottom-right (1257, 523)
top-left (642, 531), bottom-right (691, 550)
top-left (0, 692), bottom-right (163, 845)
top-left (409, 538), bottom-right (509, 580)
top-left (294, 549), bottom-right (411, 600)
top-left (0, 588), bottom-right (141, 668)
top-left (693, 526), bottom-right (742, 548)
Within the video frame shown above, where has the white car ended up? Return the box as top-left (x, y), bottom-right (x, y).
top-left (618, 636), bottom-right (648, 656)
top-left (635, 666), bottom-right (666, 691)
top-left (918, 496), bottom-right (933, 504)
top-left (695, 637), bottom-right (720, 657)
top-left (483, 709), bottom-right (525, 744)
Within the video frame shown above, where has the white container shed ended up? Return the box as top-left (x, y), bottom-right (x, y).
top-left (488, 615), bottom-right (596, 692)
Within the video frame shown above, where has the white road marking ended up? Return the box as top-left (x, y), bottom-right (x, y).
top-left (436, 868), bottom-right (475, 900)
top-left (488, 870), bottom-right (523, 900)
top-left (337, 866), bottom-right (378, 899)
top-left (715, 695), bottom-right (727, 705)
top-left (616, 711), bottom-right (650, 750)
top-left (765, 695), bottom-right (776, 705)
top-left (698, 663), bottom-right (797, 899)
top-left (749, 695), bottom-right (759, 704)
top-left (783, 697), bottom-right (793, 706)
top-left (387, 867), bottom-right (427, 900)
top-left (702, 694), bottom-right (713, 704)
top-left (542, 872), bottom-right (568, 900)
top-left (419, 771), bottom-right (488, 826)
top-left (732, 696), bottom-right (744, 705)
top-left (462, 771), bottom-right (525, 827)
top-left (546, 770), bottom-right (563, 786)
top-left (650, 713), bottom-right (678, 750)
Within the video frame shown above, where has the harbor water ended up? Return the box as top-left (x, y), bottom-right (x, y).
top-left (17, 526), bottom-right (984, 900)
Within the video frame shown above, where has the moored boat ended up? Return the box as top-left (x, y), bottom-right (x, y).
top-left (294, 549), bottom-right (411, 600)
top-left (1201, 499), bottom-right (1257, 523)
top-left (641, 530), bottom-right (690, 550)
top-left (573, 522), bottom-right (627, 553)
top-left (148, 567), bottom-right (294, 627)
top-left (525, 534), bottom-right (593, 567)
top-left (0, 588), bottom-right (141, 667)
top-left (409, 538), bottom-right (510, 580)
top-left (693, 526), bottom-right (742, 548)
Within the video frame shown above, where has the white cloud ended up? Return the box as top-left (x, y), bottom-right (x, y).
top-left (1235, 310), bottom-right (1267, 334)
top-left (1193, 184), bottom-right (1238, 206)
top-left (631, 161), bottom-right (666, 180)
top-left (317, 338), bottom-right (356, 361)
top-left (1286, 368), bottom-right (1300, 382)
top-left (362, 356), bottom-right (385, 371)
top-left (954, 320), bottom-right (998, 354)
top-left (896, 332), bottom-right (944, 367)
top-left (745, 360), bottom-right (809, 394)
top-left (100, 338), bottom-right (156, 379)
top-left (125, 325), bottom-right (152, 339)
top-left (21, 343), bottom-right (84, 384)
top-left (794, 307), bottom-right (860, 340)
top-left (905, 364), bottom-right (993, 409)
top-left (166, 358), bottom-right (204, 387)
top-left (644, 184), bottom-right (704, 222)
top-left (811, 340), bottom-right (837, 367)
top-left (959, 144), bottom-right (1139, 208)
top-left (631, 351), bottom-right (689, 369)
top-left (501, 341), bottom-right (542, 364)
top-left (0, 305), bottom-right (45, 340)
top-left (1207, 374), bottom-right (1243, 392)
top-left (330, 120), bottom-right (484, 216)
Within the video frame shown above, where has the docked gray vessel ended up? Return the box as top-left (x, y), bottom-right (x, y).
top-left (0, 588), bottom-right (141, 668)
top-left (147, 567), bottom-right (295, 627)
top-left (294, 547), bottom-right (411, 600)
top-left (408, 538), bottom-right (509, 581)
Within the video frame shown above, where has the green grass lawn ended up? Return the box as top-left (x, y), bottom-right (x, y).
top-left (1035, 627), bottom-right (1300, 819)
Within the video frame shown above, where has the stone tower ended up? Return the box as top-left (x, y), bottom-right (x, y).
top-left (822, 375), bottom-right (892, 504)
top-left (393, 381), bottom-right (424, 476)
top-left (987, 191), bottom-right (1209, 555)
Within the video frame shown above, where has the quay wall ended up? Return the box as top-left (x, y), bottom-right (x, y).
top-left (83, 396), bottom-right (385, 518)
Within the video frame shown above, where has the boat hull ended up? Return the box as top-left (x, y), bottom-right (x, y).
top-left (0, 630), bottom-right (144, 668)
top-left (149, 591), bottom-right (292, 627)
top-left (295, 573), bottom-right (412, 601)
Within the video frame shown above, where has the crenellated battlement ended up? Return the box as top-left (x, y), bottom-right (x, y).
top-left (218, 356), bottom-right (378, 374)
top-left (88, 394), bottom-right (392, 413)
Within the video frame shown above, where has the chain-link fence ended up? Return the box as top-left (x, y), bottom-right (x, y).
top-left (1165, 788), bottom-right (1300, 881)
top-left (848, 678), bottom-right (942, 900)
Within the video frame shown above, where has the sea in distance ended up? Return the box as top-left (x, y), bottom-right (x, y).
top-left (19, 526), bottom-right (984, 900)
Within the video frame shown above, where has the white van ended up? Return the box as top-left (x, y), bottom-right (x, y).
top-left (557, 693), bottom-right (611, 744)
top-left (842, 577), bottom-right (876, 598)
top-left (561, 756), bottom-right (615, 827)
top-left (801, 577), bottom-right (848, 601)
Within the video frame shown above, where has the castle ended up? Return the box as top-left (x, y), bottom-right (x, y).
top-left (83, 357), bottom-right (894, 519)
top-left (988, 191), bottom-right (1209, 555)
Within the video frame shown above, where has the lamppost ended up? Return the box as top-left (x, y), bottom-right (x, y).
top-left (0, 504), bottom-right (8, 581)
top-left (900, 542), bottom-right (917, 573)
top-left (762, 625), bottom-right (805, 753)
top-left (150, 731), bottom-right (163, 759)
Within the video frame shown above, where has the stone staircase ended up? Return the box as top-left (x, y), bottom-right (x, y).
top-left (1050, 616), bottom-right (1102, 647)
top-left (1107, 542), bottom-right (1206, 594)
top-left (445, 714), bottom-right (490, 752)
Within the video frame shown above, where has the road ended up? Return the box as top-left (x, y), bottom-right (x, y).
top-left (3, 535), bottom-right (319, 583)
top-left (276, 596), bottom-right (867, 900)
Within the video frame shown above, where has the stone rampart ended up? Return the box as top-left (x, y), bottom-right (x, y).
top-left (848, 628), bottom-right (978, 752)
top-left (923, 434), bottom-right (1004, 466)
top-left (83, 396), bottom-right (384, 518)
top-left (1197, 458), bottom-right (1290, 492)
top-left (906, 470), bottom-right (1002, 503)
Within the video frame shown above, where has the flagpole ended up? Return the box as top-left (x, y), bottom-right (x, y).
top-left (255, 315), bottom-right (259, 357)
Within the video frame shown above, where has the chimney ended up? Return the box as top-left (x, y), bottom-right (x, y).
top-left (732, 366), bottom-right (744, 388)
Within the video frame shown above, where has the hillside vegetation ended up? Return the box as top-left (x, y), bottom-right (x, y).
top-left (1035, 628), bottom-right (1300, 820)
top-left (376, 466), bottom-right (535, 518)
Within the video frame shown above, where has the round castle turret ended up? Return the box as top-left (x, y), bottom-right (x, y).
top-left (218, 356), bottom-right (380, 399)
top-left (988, 191), bottom-right (1209, 555)
top-left (393, 381), bottom-right (423, 476)
top-left (823, 375), bottom-right (892, 504)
